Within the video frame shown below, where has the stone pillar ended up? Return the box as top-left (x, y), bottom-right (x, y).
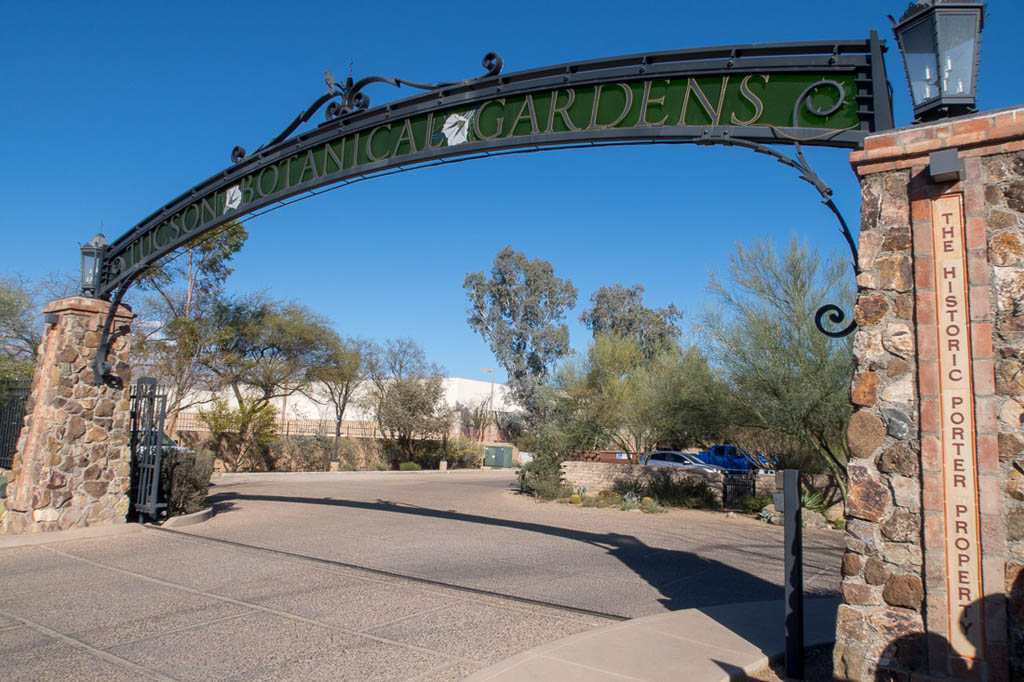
top-left (836, 108), bottom-right (1024, 681)
top-left (0, 297), bottom-right (134, 535)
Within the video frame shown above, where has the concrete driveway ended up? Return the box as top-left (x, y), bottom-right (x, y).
top-left (0, 469), bottom-right (843, 681)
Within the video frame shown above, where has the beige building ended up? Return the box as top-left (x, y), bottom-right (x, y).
top-left (174, 376), bottom-right (517, 443)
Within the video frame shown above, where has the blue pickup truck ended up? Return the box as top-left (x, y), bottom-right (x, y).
top-left (692, 445), bottom-right (773, 473)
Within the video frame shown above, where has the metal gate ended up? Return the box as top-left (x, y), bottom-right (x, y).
top-left (0, 380), bottom-right (31, 469)
top-left (129, 377), bottom-right (167, 519)
top-left (722, 472), bottom-right (756, 508)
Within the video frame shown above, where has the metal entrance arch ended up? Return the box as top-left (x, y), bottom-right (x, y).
top-left (84, 34), bottom-right (895, 383)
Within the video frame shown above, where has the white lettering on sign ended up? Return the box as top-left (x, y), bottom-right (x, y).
top-left (931, 194), bottom-right (984, 660)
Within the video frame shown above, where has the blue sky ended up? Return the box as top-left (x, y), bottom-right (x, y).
top-left (2, 1), bottom-right (1021, 383)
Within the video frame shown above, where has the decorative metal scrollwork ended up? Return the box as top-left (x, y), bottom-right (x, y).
top-left (815, 304), bottom-right (857, 339)
top-left (702, 135), bottom-right (859, 338)
top-left (793, 79), bottom-right (846, 125)
top-left (232, 52), bottom-right (504, 162)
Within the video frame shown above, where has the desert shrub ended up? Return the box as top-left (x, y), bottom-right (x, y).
top-left (380, 441), bottom-right (409, 469)
top-left (335, 438), bottom-right (360, 469)
top-left (411, 437), bottom-right (484, 470)
top-left (269, 435), bottom-right (333, 471)
top-left (612, 477), bottom-right (645, 499)
top-left (399, 461), bottom-right (421, 471)
top-left (642, 469), bottom-right (721, 509)
top-left (741, 494), bottom-right (773, 515)
top-left (198, 397), bottom-right (278, 471)
top-left (445, 437), bottom-right (485, 469)
top-left (517, 450), bottom-right (569, 500)
top-left (161, 449), bottom-right (214, 516)
top-left (772, 451), bottom-right (830, 475)
top-left (801, 490), bottom-right (828, 515)
top-left (641, 497), bottom-right (663, 514)
top-left (569, 493), bottom-right (582, 504)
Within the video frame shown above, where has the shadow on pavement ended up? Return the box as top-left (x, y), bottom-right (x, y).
top-left (204, 490), bottom-right (837, 612)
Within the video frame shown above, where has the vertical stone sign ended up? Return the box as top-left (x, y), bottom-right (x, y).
top-left (836, 107), bottom-right (1024, 681)
top-left (932, 193), bottom-right (984, 660)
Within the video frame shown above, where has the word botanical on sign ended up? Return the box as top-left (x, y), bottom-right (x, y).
top-left (931, 193), bottom-right (984, 661)
top-left (105, 71), bottom-right (857, 283)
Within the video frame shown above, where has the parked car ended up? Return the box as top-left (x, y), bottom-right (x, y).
top-left (644, 451), bottom-right (727, 474)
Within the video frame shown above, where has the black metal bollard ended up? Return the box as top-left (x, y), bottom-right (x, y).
top-left (784, 468), bottom-right (804, 680)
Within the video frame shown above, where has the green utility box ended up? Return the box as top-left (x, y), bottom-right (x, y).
top-left (484, 446), bottom-right (514, 468)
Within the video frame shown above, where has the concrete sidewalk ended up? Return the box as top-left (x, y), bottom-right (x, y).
top-left (462, 598), bottom-right (839, 682)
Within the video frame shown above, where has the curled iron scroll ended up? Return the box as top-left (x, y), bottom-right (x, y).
top-left (793, 79), bottom-right (846, 126)
top-left (233, 52), bottom-right (504, 162)
top-left (815, 304), bottom-right (857, 338)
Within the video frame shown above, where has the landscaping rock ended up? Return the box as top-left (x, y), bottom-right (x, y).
top-left (877, 443), bottom-right (919, 477)
top-left (848, 411), bottom-right (886, 460)
top-left (882, 574), bottom-right (924, 610)
top-left (847, 466), bottom-right (890, 522)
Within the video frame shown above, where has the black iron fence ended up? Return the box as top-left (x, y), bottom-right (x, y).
top-left (129, 377), bottom-right (168, 520)
top-left (0, 380), bottom-right (31, 469)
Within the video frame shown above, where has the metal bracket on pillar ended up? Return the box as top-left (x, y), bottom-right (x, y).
top-left (91, 281), bottom-right (132, 386)
top-left (928, 148), bottom-right (963, 184)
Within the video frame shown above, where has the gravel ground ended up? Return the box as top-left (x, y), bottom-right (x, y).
top-left (742, 644), bottom-right (835, 682)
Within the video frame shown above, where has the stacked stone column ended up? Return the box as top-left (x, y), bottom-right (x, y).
top-left (836, 107), bottom-right (1024, 681)
top-left (0, 297), bottom-right (134, 535)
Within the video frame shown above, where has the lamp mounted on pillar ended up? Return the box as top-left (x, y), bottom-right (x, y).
top-left (79, 233), bottom-right (108, 298)
top-left (892, 0), bottom-right (985, 123)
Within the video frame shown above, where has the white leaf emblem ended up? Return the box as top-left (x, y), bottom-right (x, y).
top-left (441, 112), bottom-right (474, 146)
top-left (225, 185), bottom-right (242, 213)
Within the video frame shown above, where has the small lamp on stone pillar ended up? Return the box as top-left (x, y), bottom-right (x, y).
top-left (892, 0), bottom-right (985, 122)
top-left (80, 233), bottom-right (107, 298)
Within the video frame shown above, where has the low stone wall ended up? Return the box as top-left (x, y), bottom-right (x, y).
top-left (561, 461), bottom-right (723, 499)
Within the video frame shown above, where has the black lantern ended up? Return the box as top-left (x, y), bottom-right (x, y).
top-left (80, 233), bottom-right (107, 297)
top-left (892, 0), bottom-right (985, 122)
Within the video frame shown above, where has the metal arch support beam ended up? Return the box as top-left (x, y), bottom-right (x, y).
top-left (92, 278), bottom-right (135, 385)
top-left (691, 134), bottom-right (859, 338)
top-left (81, 37), bottom-right (886, 374)
top-left (93, 37), bottom-right (892, 298)
top-left (87, 131), bottom-right (859, 385)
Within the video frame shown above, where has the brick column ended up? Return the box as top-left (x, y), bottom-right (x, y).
top-left (0, 297), bottom-right (134, 535)
top-left (836, 107), bottom-right (1024, 681)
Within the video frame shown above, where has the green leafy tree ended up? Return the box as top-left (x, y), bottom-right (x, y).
top-left (580, 284), bottom-right (683, 359)
top-left (556, 335), bottom-right (652, 461)
top-left (137, 221), bottom-right (248, 320)
top-left (201, 294), bottom-right (337, 470)
top-left (308, 335), bottom-right (365, 462)
top-left (703, 237), bottom-right (854, 489)
top-left (198, 396), bottom-right (278, 472)
top-left (555, 336), bottom-right (727, 462)
top-left (134, 221), bottom-right (249, 431)
top-left (0, 277), bottom-right (41, 384)
top-left (464, 246), bottom-right (577, 415)
top-left (361, 338), bottom-right (453, 463)
top-left (646, 347), bottom-right (732, 450)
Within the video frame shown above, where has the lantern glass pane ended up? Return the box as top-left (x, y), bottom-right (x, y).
top-left (899, 17), bottom-right (940, 104)
top-left (936, 12), bottom-right (979, 97)
top-left (81, 253), bottom-right (91, 288)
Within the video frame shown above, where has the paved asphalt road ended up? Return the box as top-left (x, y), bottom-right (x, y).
top-left (0, 469), bottom-right (843, 681)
